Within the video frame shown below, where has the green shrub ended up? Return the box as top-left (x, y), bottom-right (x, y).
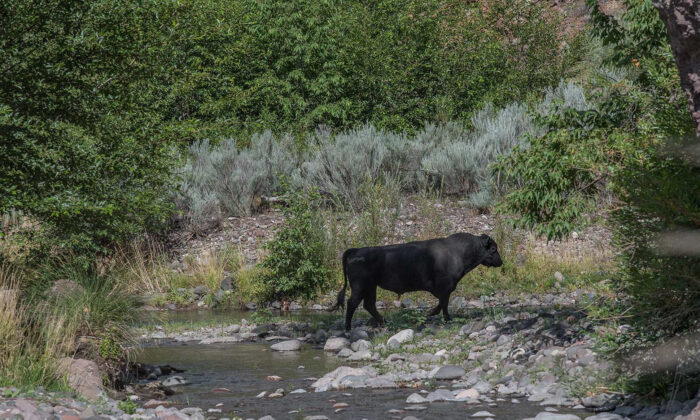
top-left (0, 0), bottom-right (182, 255)
top-left (259, 188), bottom-right (331, 302)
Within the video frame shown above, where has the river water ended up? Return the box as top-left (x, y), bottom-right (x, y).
top-left (136, 310), bottom-right (596, 419)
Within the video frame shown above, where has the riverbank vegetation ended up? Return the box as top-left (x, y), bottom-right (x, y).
top-left (1, 0), bottom-right (698, 402)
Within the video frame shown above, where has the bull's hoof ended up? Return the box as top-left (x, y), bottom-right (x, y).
top-left (367, 318), bottom-right (384, 327)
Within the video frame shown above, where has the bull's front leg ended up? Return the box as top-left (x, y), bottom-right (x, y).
top-left (438, 294), bottom-right (451, 321)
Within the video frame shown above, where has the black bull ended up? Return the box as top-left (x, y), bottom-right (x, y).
top-left (335, 233), bottom-right (503, 330)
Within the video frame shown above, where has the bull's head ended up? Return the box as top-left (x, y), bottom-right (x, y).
top-left (479, 234), bottom-right (503, 267)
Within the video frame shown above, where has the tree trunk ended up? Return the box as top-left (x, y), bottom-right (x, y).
top-left (653, 0), bottom-right (700, 137)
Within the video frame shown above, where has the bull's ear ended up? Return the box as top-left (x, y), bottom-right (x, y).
top-left (480, 234), bottom-right (490, 247)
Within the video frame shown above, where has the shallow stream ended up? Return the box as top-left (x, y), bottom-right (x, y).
top-left (136, 310), bottom-right (594, 419)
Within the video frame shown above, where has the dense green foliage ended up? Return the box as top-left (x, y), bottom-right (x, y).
top-left (1, 0), bottom-right (575, 256)
top-left (259, 189), bottom-right (331, 302)
top-left (500, 0), bottom-right (699, 352)
top-left (494, 88), bottom-right (649, 239)
top-left (160, 0), bottom-right (570, 135)
top-left (0, 0), bottom-right (180, 253)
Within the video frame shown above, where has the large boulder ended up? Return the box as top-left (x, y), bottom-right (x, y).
top-left (56, 358), bottom-right (104, 401)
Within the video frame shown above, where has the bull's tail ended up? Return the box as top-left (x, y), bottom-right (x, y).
top-left (332, 248), bottom-right (355, 311)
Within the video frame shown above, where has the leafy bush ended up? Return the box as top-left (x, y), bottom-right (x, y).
top-left (258, 189), bottom-right (331, 302)
top-left (612, 154), bottom-right (700, 336)
top-left (496, 3), bottom-right (700, 398)
top-left (0, 0), bottom-right (185, 254)
top-left (494, 83), bottom-right (651, 240)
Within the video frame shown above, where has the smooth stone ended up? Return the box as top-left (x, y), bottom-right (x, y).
top-left (324, 337), bottom-right (351, 352)
top-left (471, 411), bottom-right (495, 417)
top-left (530, 413), bottom-right (580, 420)
top-left (433, 365), bottom-right (466, 380)
top-left (337, 348), bottom-right (354, 358)
top-left (406, 393), bottom-right (428, 404)
top-left (426, 388), bottom-right (454, 402)
top-left (348, 350), bottom-right (372, 361)
top-left (351, 339), bottom-right (371, 352)
top-left (162, 376), bottom-right (188, 387)
top-left (271, 339), bottom-right (302, 351)
top-left (387, 329), bottom-right (414, 348)
top-left (455, 389), bottom-right (480, 400)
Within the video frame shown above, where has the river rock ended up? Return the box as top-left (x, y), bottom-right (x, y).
top-left (426, 388), bottom-right (454, 402)
top-left (387, 329), bottom-right (414, 348)
top-left (311, 366), bottom-right (369, 392)
top-left (584, 414), bottom-right (625, 420)
top-left (219, 274), bottom-right (234, 291)
top-left (473, 381), bottom-right (492, 393)
top-left (540, 396), bottom-right (573, 407)
top-left (582, 394), bottom-right (613, 408)
top-left (432, 365), bottom-right (465, 380)
top-left (455, 389), bottom-right (480, 400)
top-left (56, 358), bottom-right (104, 401)
top-left (350, 328), bottom-right (370, 342)
top-left (324, 337), bottom-right (350, 352)
top-left (406, 393), bottom-right (427, 404)
top-left (338, 375), bottom-right (368, 388)
top-left (471, 411), bottom-right (495, 417)
top-left (258, 416), bottom-right (276, 420)
top-left (525, 413), bottom-right (581, 420)
top-left (348, 350), bottom-right (372, 361)
top-left (268, 388), bottom-right (284, 398)
top-left (351, 339), bottom-right (371, 352)
top-left (337, 348), bottom-right (354, 358)
top-left (271, 339), bottom-right (302, 351)
top-left (245, 302), bottom-right (257, 310)
top-left (162, 376), bottom-right (188, 387)
top-left (366, 376), bottom-right (398, 388)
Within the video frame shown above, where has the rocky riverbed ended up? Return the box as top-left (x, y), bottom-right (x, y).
top-left (127, 293), bottom-right (700, 420)
top-left (4, 293), bottom-right (698, 420)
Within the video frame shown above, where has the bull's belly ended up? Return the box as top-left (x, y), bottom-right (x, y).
top-left (377, 278), bottom-right (431, 295)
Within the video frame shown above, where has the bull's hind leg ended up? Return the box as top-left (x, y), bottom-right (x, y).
top-left (363, 287), bottom-right (384, 326)
top-left (345, 294), bottom-right (362, 331)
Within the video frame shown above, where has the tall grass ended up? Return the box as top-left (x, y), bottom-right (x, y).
top-left (0, 257), bottom-right (145, 389)
top-left (457, 223), bottom-right (614, 296)
top-left (0, 265), bottom-right (75, 388)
